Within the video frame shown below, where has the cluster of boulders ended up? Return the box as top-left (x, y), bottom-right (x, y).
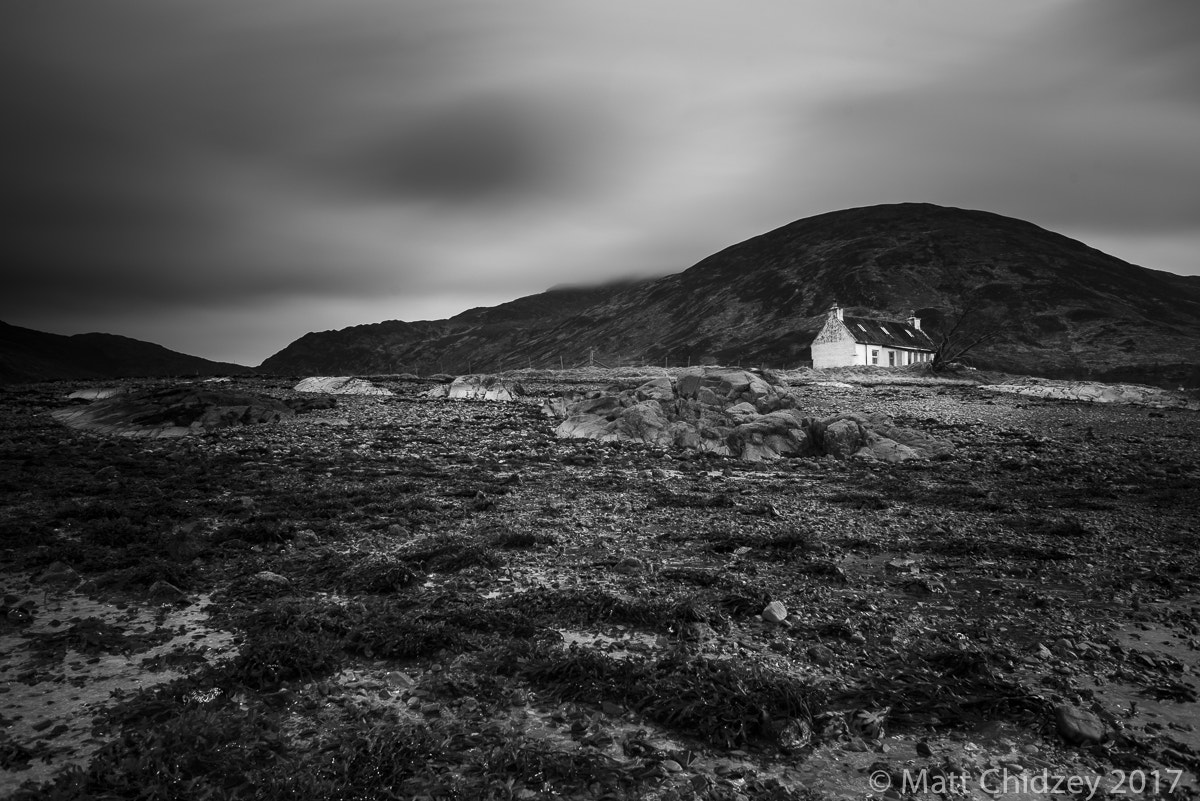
top-left (294, 376), bottom-right (393, 396)
top-left (981, 379), bottom-right (1199, 410)
top-left (426, 374), bottom-right (526, 402)
top-left (544, 367), bottom-right (953, 463)
top-left (52, 387), bottom-right (297, 438)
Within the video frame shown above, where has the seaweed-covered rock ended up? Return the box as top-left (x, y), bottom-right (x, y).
top-left (52, 387), bottom-right (295, 438)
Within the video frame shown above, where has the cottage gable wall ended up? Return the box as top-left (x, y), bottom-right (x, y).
top-left (811, 317), bottom-right (859, 368)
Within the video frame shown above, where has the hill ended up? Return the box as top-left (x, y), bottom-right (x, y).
top-left (261, 203), bottom-right (1200, 387)
top-left (0, 321), bottom-right (253, 384)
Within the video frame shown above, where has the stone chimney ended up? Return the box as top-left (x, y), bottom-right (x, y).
top-left (829, 302), bottom-right (843, 321)
top-left (906, 310), bottom-right (921, 331)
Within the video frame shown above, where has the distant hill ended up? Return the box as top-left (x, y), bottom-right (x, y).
top-left (261, 203), bottom-right (1200, 387)
top-left (261, 282), bottom-right (634, 376)
top-left (0, 321), bottom-right (253, 384)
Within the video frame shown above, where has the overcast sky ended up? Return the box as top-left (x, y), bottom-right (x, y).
top-left (4, 0), bottom-right (1198, 366)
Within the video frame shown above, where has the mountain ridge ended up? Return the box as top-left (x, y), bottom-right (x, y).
top-left (0, 320), bottom-right (253, 384)
top-left (261, 203), bottom-right (1200, 387)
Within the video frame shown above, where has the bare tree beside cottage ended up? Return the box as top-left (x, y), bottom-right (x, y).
top-left (927, 293), bottom-right (1004, 372)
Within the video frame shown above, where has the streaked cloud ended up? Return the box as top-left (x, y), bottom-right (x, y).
top-left (2, 0), bottom-right (1196, 365)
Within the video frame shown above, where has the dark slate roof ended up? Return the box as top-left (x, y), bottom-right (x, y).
top-left (842, 316), bottom-right (935, 350)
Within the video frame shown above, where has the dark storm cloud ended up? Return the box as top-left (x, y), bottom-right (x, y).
top-left (363, 103), bottom-right (555, 202)
top-left (3, 0), bottom-right (1198, 365)
top-left (313, 93), bottom-right (612, 205)
top-left (1, 0), bottom-right (617, 315)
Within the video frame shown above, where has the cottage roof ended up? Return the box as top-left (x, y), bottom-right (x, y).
top-left (841, 316), bottom-right (935, 350)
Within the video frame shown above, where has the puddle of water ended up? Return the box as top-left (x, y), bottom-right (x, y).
top-left (1090, 622), bottom-right (1200, 754)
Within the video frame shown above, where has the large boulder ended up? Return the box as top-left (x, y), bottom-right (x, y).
top-left (619, 401), bottom-right (673, 445)
top-left (1055, 704), bottom-right (1105, 745)
top-left (725, 401), bottom-right (761, 422)
top-left (633, 376), bottom-right (674, 401)
top-left (816, 417), bottom-right (867, 459)
top-left (552, 366), bottom-right (796, 460)
top-left (675, 367), bottom-right (783, 411)
top-left (728, 410), bottom-right (811, 462)
top-left (426, 374), bottom-right (526, 401)
top-left (556, 413), bottom-right (617, 442)
top-left (294, 376), bottom-right (393, 396)
top-left (556, 400), bottom-right (674, 447)
top-left (549, 368), bottom-right (953, 463)
top-left (52, 387), bottom-right (295, 438)
top-left (807, 413), bottom-right (953, 463)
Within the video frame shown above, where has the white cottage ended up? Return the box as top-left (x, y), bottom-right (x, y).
top-left (810, 304), bottom-right (935, 368)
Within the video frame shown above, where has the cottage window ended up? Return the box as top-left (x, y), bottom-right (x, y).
top-left (888, 351), bottom-right (896, 366)
top-left (871, 349), bottom-right (879, 365)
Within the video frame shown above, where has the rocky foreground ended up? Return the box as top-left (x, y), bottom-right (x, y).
top-left (1, 371), bottom-right (1199, 800)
